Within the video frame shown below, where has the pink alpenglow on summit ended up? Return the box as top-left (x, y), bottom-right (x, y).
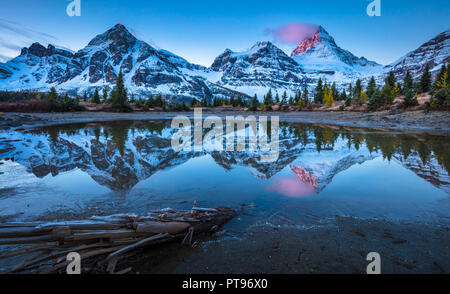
top-left (290, 29), bottom-right (321, 56)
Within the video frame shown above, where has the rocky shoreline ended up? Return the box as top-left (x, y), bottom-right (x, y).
top-left (0, 110), bottom-right (449, 135)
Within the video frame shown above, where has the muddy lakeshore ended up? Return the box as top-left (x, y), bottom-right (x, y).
top-left (124, 216), bottom-right (450, 274)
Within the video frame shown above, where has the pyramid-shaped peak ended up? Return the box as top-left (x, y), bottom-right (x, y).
top-left (291, 25), bottom-right (336, 56)
top-left (88, 24), bottom-right (137, 46)
top-left (316, 26), bottom-right (335, 42)
top-left (113, 23), bottom-right (127, 31)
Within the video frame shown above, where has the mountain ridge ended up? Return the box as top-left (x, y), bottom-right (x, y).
top-left (0, 24), bottom-right (448, 100)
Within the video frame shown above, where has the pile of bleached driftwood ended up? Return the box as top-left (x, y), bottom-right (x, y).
top-left (0, 206), bottom-right (236, 274)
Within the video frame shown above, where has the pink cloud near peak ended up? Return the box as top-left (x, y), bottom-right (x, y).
top-left (265, 22), bottom-right (319, 44)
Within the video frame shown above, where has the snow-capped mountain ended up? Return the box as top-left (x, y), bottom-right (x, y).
top-left (0, 24), bottom-right (248, 101)
top-left (0, 43), bottom-right (81, 89)
top-left (0, 24), bottom-right (448, 100)
top-left (290, 26), bottom-right (383, 87)
top-left (210, 41), bottom-right (305, 97)
top-left (385, 29), bottom-right (450, 80)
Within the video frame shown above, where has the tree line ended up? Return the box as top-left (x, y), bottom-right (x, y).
top-left (1, 64), bottom-right (448, 112)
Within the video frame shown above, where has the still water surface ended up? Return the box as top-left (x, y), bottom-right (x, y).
top-left (0, 121), bottom-right (448, 234)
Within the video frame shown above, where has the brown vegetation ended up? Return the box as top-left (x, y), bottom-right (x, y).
top-left (0, 99), bottom-right (53, 112)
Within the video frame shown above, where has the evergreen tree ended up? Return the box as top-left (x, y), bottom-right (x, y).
top-left (82, 92), bottom-right (88, 102)
top-left (403, 71), bottom-right (413, 93)
top-left (419, 64), bottom-right (431, 93)
top-left (396, 82), bottom-right (403, 96)
top-left (264, 89), bottom-right (274, 106)
top-left (230, 96), bottom-right (235, 107)
top-left (431, 88), bottom-right (449, 108)
top-left (331, 82), bottom-right (338, 101)
top-left (446, 63), bottom-right (450, 85)
top-left (189, 97), bottom-right (196, 107)
top-left (367, 76), bottom-right (377, 98)
top-left (275, 93), bottom-right (280, 104)
top-left (302, 86), bottom-right (309, 102)
top-left (314, 78), bottom-right (324, 103)
top-left (294, 90), bottom-right (301, 104)
top-left (340, 89), bottom-right (347, 101)
top-left (111, 70), bottom-right (130, 111)
top-left (236, 96), bottom-right (243, 107)
top-left (102, 86), bottom-right (109, 102)
top-left (47, 87), bottom-right (58, 106)
top-left (201, 97), bottom-right (208, 107)
top-left (380, 84), bottom-right (394, 105)
top-left (347, 84), bottom-right (353, 100)
top-left (281, 91), bottom-right (287, 105)
top-left (367, 89), bottom-right (381, 111)
top-left (155, 95), bottom-right (164, 107)
top-left (250, 94), bottom-right (259, 111)
top-left (148, 95), bottom-right (156, 108)
top-left (386, 71), bottom-right (397, 89)
top-left (91, 89), bottom-right (101, 104)
top-left (403, 89), bottom-right (418, 107)
top-left (354, 79), bottom-right (362, 101)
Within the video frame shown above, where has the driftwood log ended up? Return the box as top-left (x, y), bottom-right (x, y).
top-left (0, 206), bottom-right (236, 274)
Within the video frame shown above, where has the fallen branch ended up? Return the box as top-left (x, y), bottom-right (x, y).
top-left (0, 206), bottom-right (236, 273)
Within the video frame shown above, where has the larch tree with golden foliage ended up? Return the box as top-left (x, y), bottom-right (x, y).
top-left (323, 86), bottom-right (334, 107)
top-left (359, 90), bottom-right (368, 104)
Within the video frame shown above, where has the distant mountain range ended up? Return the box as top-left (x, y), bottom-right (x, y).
top-left (0, 24), bottom-right (448, 101)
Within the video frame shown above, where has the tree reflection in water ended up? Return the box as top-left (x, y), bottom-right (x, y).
top-left (2, 121), bottom-right (448, 193)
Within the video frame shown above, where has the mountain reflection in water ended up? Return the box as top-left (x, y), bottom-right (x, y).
top-left (0, 120), bottom-right (448, 193)
top-left (0, 120), bottom-right (449, 224)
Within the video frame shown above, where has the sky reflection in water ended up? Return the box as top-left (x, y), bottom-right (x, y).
top-left (0, 120), bottom-right (448, 228)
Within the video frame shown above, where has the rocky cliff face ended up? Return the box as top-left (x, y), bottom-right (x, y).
top-left (0, 25), bottom-right (247, 101)
top-left (385, 29), bottom-right (450, 80)
top-left (210, 42), bottom-right (305, 96)
top-left (0, 42), bottom-right (82, 89)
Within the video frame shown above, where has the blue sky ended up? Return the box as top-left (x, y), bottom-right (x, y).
top-left (0, 0), bottom-right (449, 65)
